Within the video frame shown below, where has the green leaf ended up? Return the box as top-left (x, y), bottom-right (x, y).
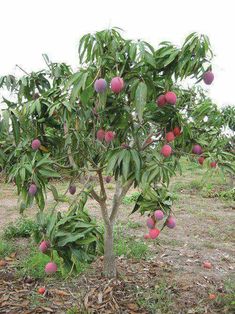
top-left (36, 157), bottom-right (53, 168)
top-left (106, 151), bottom-right (120, 174)
top-left (135, 82), bottom-right (147, 122)
top-left (70, 72), bottom-right (89, 103)
top-left (48, 184), bottom-right (59, 201)
top-left (163, 50), bottom-right (179, 66)
top-left (122, 150), bottom-right (131, 180)
top-left (20, 167), bottom-right (26, 182)
top-left (98, 91), bottom-right (107, 108)
top-left (57, 233), bottom-right (85, 247)
top-left (144, 52), bottom-right (156, 67)
top-left (11, 114), bottom-right (20, 144)
top-left (65, 72), bottom-right (81, 89)
top-left (38, 168), bottom-right (60, 178)
top-left (130, 194), bottom-right (143, 214)
top-left (35, 190), bottom-right (45, 210)
top-left (71, 247), bottom-right (94, 262)
top-left (46, 213), bottom-right (58, 238)
top-left (130, 150), bottom-right (141, 182)
top-left (35, 99), bottom-right (41, 116)
top-left (78, 235), bottom-right (97, 245)
top-left (129, 43), bottom-right (137, 61)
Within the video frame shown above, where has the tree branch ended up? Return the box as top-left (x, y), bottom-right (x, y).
top-left (109, 179), bottom-right (133, 223)
top-left (90, 189), bottom-right (101, 203)
top-left (63, 122), bottom-right (77, 170)
top-left (16, 64), bottom-right (29, 76)
top-left (90, 189), bottom-right (110, 226)
top-left (53, 162), bottom-right (73, 169)
top-left (141, 130), bottom-right (162, 151)
top-left (97, 169), bottom-right (107, 201)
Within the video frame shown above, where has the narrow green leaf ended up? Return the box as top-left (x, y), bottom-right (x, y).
top-left (122, 150), bottom-right (131, 180)
top-left (38, 168), bottom-right (60, 178)
top-left (135, 82), bottom-right (147, 122)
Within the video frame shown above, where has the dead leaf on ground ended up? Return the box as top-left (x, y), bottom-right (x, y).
top-left (40, 306), bottom-right (54, 312)
top-left (51, 289), bottom-right (70, 296)
top-left (97, 291), bottom-right (103, 304)
top-left (0, 260), bottom-right (7, 267)
top-left (127, 303), bottom-right (139, 311)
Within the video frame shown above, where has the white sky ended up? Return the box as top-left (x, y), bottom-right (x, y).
top-left (0, 0), bottom-right (235, 107)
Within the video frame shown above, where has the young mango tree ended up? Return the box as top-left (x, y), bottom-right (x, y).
top-left (0, 29), bottom-right (234, 278)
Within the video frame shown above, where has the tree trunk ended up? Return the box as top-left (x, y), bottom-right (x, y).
top-left (100, 180), bottom-right (133, 278)
top-left (103, 222), bottom-right (116, 278)
top-left (63, 122), bottom-right (77, 170)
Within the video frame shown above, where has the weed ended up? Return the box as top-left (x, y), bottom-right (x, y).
top-left (17, 243), bottom-right (89, 280)
top-left (137, 281), bottom-right (174, 313)
top-left (122, 192), bottom-right (140, 205)
top-left (171, 182), bottom-right (187, 192)
top-left (189, 180), bottom-right (204, 190)
top-left (29, 293), bottom-right (51, 309)
top-left (160, 238), bottom-right (183, 247)
top-left (3, 218), bottom-right (38, 239)
top-left (216, 279), bottom-right (235, 313)
top-left (105, 183), bottom-right (114, 190)
top-left (0, 239), bottom-right (15, 258)
top-left (17, 247), bottom-right (53, 279)
top-left (66, 307), bottom-right (80, 314)
top-left (219, 188), bottom-right (235, 201)
top-left (126, 221), bottom-right (142, 229)
top-left (203, 241), bottom-right (216, 249)
top-left (115, 237), bottom-right (149, 260)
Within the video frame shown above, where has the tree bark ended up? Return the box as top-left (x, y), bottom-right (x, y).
top-left (103, 179), bottom-right (133, 277)
top-left (91, 176), bottom-right (133, 278)
top-left (103, 222), bottom-right (116, 278)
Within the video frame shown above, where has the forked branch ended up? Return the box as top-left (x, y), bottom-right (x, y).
top-left (109, 179), bottom-right (133, 223)
top-left (97, 170), bottom-right (107, 201)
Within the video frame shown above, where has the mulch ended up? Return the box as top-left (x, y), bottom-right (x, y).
top-left (0, 253), bottom-right (231, 313)
top-left (0, 256), bottom-right (170, 314)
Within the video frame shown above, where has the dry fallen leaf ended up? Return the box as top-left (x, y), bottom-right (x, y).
top-left (0, 260), bottom-right (7, 267)
top-left (127, 303), bottom-right (139, 311)
top-left (84, 288), bottom-right (96, 308)
top-left (0, 294), bottom-right (10, 302)
top-left (52, 289), bottom-right (70, 296)
top-left (4, 256), bottom-right (15, 262)
top-left (10, 252), bottom-right (17, 259)
top-left (40, 306), bottom-right (54, 312)
top-left (98, 292), bottom-right (103, 304)
top-left (104, 286), bottom-right (113, 294)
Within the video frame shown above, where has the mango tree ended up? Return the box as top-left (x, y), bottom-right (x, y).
top-left (0, 29), bottom-right (234, 278)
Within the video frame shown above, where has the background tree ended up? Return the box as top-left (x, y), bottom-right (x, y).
top-left (0, 29), bottom-right (234, 277)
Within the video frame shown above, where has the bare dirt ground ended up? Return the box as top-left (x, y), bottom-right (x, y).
top-left (0, 169), bottom-right (234, 313)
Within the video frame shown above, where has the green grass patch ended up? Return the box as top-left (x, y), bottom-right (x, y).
top-left (126, 221), bottom-right (142, 229)
top-left (114, 222), bottom-right (149, 259)
top-left (160, 238), bottom-right (183, 247)
top-left (216, 279), bottom-right (235, 313)
top-left (203, 241), bottom-right (216, 249)
top-left (171, 181), bottom-right (188, 192)
top-left (201, 186), bottom-right (235, 201)
top-left (122, 191), bottom-right (140, 205)
top-left (17, 244), bottom-right (88, 279)
top-left (105, 183), bottom-right (114, 190)
top-left (66, 306), bottom-right (87, 314)
top-left (0, 239), bottom-right (15, 258)
top-left (188, 179), bottom-right (204, 190)
top-left (17, 248), bottom-right (54, 279)
top-left (115, 237), bottom-right (149, 260)
top-left (137, 281), bottom-right (174, 313)
top-left (28, 292), bottom-right (54, 310)
top-left (3, 218), bottom-right (39, 239)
